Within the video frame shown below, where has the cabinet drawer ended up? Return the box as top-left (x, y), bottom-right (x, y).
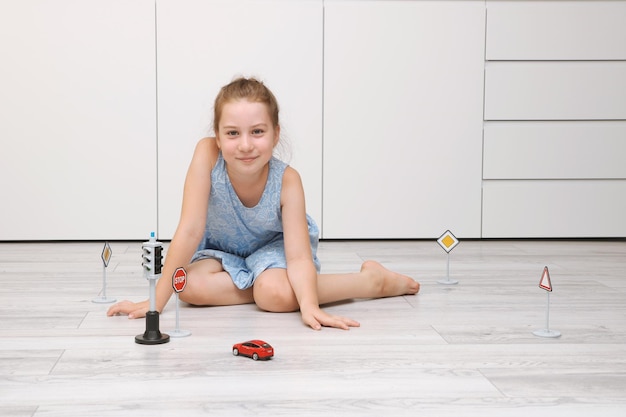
top-left (486, 0), bottom-right (626, 60)
top-left (482, 180), bottom-right (626, 238)
top-left (483, 121), bottom-right (626, 179)
top-left (484, 62), bottom-right (626, 120)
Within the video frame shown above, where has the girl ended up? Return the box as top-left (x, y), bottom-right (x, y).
top-left (107, 77), bottom-right (420, 330)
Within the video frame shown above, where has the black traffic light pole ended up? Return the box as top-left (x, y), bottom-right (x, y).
top-left (135, 232), bottom-right (170, 345)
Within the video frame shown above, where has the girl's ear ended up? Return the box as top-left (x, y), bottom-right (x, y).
top-left (273, 124), bottom-right (280, 147)
top-left (214, 132), bottom-right (221, 149)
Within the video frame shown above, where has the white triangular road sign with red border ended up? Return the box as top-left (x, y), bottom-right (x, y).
top-left (539, 266), bottom-right (552, 292)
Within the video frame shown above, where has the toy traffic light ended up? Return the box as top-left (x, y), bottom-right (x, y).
top-left (136, 232), bottom-right (169, 345)
top-left (141, 232), bottom-right (163, 278)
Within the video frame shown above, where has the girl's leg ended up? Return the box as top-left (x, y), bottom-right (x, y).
top-left (253, 260), bottom-right (420, 312)
top-left (180, 258), bottom-right (254, 306)
top-left (317, 260), bottom-right (420, 304)
top-left (252, 268), bottom-right (299, 312)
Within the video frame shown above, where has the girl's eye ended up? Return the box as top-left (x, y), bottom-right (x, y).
top-left (226, 130), bottom-right (238, 137)
top-left (252, 128), bottom-right (264, 135)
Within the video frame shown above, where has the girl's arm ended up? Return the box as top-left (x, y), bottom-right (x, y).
top-left (107, 138), bottom-right (215, 318)
top-left (280, 167), bottom-right (357, 330)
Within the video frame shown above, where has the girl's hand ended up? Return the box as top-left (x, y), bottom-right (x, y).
top-left (300, 306), bottom-right (360, 331)
top-left (106, 300), bottom-right (150, 319)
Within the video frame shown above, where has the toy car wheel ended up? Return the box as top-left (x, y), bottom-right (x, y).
top-left (252, 353), bottom-right (259, 361)
top-left (233, 348), bottom-right (239, 356)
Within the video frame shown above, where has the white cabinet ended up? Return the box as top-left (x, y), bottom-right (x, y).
top-left (0, 0), bottom-right (157, 240)
top-left (156, 0), bottom-right (323, 239)
top-left (2, 1), bottom-right (623, 241)
top-left (483, 0), bottom-right (626, 238)
top-left (322, 0), bottom-right (485, 238)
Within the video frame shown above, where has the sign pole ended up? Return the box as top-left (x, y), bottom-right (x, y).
top-left (437, 230), bottom-right (459, 285)
top-left (169, 267), bottom-right (191, 337)
top-left (93, 242), bottom-right (116, 303)
top-left (533, 266), bottom-right (561, 338)
top-left (545, 291), bottom-right (551, 332)
top-left (102, 264), bottom-right (107, 299)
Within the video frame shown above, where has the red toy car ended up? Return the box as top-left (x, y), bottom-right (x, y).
top-left (232, 340), bottom-right (274, 361)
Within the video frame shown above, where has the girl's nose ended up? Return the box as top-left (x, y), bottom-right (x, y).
top-left (238, 135), bottom-right (253, 151)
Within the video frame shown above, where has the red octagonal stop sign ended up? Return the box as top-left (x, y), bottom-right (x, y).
top-left (172, 267), bottom-right (187, 293)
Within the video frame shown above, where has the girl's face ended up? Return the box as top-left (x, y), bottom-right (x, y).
top-left (215, 99), bottom-right (279, 175)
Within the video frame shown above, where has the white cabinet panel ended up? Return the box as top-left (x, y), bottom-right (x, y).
top-left (157, 0), bottom-right (323, 239)
top-left (0, 0), bottom-right (157, 240)
top-left (485, 62), bottom-right (626, 120)
top-left (484, 1), bottom-right (626, 238)
top-left (486, 0), bottom-right (626, 60)
top-left (484, 121), bottom-right (626, 179)
top-left (323, 0), bottom-right (485, 239)
top-left (482, 180), bottom-right (626, 238)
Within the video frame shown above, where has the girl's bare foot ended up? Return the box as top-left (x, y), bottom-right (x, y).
top-left (360, 260), bottom-right (420, 298)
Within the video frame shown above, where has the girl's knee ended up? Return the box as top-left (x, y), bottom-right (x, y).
top-left (253, 270), bottom-right (298, 312)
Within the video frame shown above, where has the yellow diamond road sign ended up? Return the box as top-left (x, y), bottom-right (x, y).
top-left (437, 230), bottom-right (459, 253)
top-left (101, 242), bottom-right (112, 267)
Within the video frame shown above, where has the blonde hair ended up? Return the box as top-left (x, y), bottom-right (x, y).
top-left (213, 77), bottom-right (279, 132)
top-left (212, 76), bottom-right (290, 161)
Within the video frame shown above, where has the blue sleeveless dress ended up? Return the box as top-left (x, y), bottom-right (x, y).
top-left (190, 152), bottom-right (321, 290)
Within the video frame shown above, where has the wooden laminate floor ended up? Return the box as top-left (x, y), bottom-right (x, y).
top-left (1, 239), bottom-right (625, 416)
